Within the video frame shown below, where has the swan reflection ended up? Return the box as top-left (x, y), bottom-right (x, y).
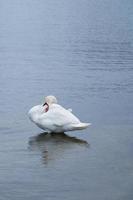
top-left (28, 132), bottom-right (89, 165)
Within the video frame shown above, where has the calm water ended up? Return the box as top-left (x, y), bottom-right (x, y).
top-left (0, 0), bottom-right (133, 199)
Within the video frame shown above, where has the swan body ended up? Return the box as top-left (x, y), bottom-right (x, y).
top-left (28, 96), bottom-right (91, 133)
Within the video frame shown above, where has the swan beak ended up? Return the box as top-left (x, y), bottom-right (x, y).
top-left (43, 102), bottom-right (49, 112)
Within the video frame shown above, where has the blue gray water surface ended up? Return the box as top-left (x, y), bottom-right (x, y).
top-left (0, 0), bottom-right (133, 200)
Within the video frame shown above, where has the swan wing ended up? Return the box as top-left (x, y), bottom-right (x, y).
top-left (40, 104), bottom-right (80, 127)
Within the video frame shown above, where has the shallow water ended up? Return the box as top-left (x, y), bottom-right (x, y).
top-left (0, 0), bottom-right (133, 199)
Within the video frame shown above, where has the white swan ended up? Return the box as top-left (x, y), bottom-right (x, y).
top-left (28, 95), bottom-right (91, 133)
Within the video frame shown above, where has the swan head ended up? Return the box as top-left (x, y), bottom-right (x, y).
top-left (43, 95), bottom-right (57, 106)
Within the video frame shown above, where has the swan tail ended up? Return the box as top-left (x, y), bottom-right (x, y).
top-left (71, 122), bottom-right (91, 130)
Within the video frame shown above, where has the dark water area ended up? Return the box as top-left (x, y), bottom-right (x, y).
top-left (0, 0), bottom-right (133, 199)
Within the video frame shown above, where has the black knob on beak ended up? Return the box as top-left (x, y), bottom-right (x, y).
top-left (43, 102), bottom-right (48, 107)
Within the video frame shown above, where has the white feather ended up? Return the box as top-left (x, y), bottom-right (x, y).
top-left (28, 96), bottom-right (91, 133)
